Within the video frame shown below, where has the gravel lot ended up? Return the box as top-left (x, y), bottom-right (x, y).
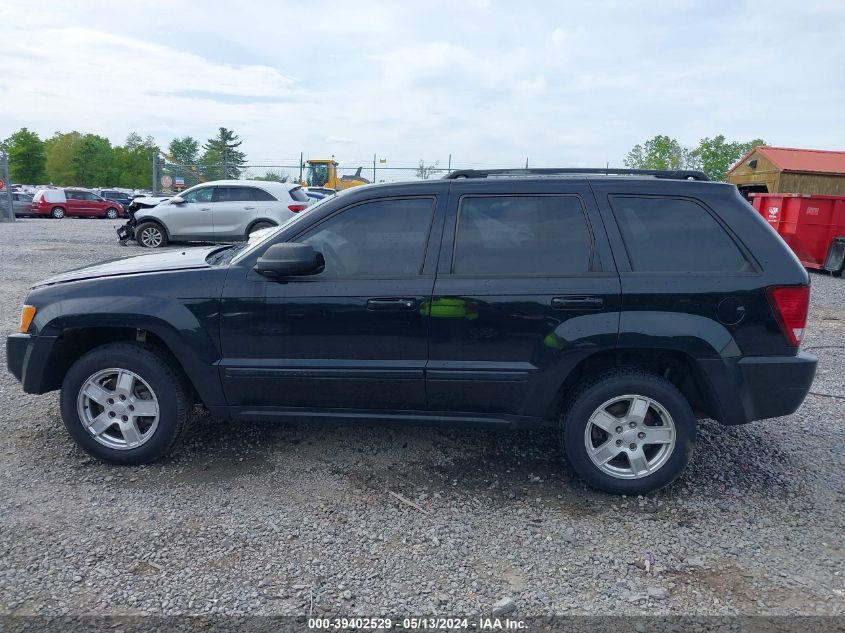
top-left (1, 219), bottom-right (843, 618)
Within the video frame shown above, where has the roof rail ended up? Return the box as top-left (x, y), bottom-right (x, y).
top-left (442, 168), bottom-right (709, 181)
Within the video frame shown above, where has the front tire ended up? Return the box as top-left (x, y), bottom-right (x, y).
top-left (561, 368), bottom-right (696, 495)
top-left (51, 206), bottom-right (65, 219)
top-left (60, 343), bottom-right (192, 464)
top-left (136, 222), bottom-right (168, 248)
top-left (105, 207), bottom-right (119, 219)
top-left (248, 221), bottom-right (275, 236)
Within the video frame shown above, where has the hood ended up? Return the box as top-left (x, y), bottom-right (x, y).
top-left (33, 246), bottom-right (222, 287)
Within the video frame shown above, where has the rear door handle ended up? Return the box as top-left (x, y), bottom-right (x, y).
top-left (244, 206), bottom-right (255, 210)
top-left (551, 296), bottom-right (604, 309)
top-left (367, 298), bottom-right (418, 310)
top-left (200, 207), bottom-right (211, 211)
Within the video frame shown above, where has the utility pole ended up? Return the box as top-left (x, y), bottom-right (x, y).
top-left (525, 156), bottom-right (529, 168)
top-left (223, 147), bottom-right (229, 180)
top-left (373, 153), bottom-right (377, 183)
top-left (447, 153), bottom-right (452, 173)
top-left (1, 152), bottom-right (14, 222)
top-left (299, 151), bottom-right (303, 184)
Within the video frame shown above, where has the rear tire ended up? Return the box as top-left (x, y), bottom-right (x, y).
top-left (560, 368), bottom-right (696, 495)
top-left (248, 221), bottom-right (275, 236)
top-left (136, 222), bottom-right (168, 248)
top-left (105, 207), bottom-right (119, 220)
top-left (60, 343), bottom-right (192, 465)
top-left (51, 206), bottom-right (65, 219)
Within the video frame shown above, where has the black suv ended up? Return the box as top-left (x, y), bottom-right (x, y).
top-left (6, 169), bottom-right (817, 494)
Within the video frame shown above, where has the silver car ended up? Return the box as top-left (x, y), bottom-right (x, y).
top-left (132, 180), bottom-right (310, 248)
top-left (0, 192), bottom-right (34, 218)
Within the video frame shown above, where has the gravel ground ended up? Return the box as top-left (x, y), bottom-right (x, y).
top-left (0, 219), bottom-right (843, 618)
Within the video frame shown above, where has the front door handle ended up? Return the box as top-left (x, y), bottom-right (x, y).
top-left (367, 298), bottom-right (418, 310)
top-left (551, 296), bottom-right (604, 310)
top-left (200, 207), bottom-right (211, 211)
top-left (244, 206), bottom-right (255, 210)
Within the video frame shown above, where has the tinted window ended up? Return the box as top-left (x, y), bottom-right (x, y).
top-left (251, 187), bottom-right (277, 202)
top-left (610, 196), bottom-right (749, 272)
top-left (298, 198), bottom-right (434, 277)
top-left (65, 191), bottom-right (82, 200)
top-left (289, 186), bottom-right (309, 203)
top-left (453, 195), bottom-right (593, 275)
top-left (84, 192), bottom-right (100, 201)
top-left (214, 186), bottom-right (254, 202)
top-left (182, 187), bottom-right (214, 203)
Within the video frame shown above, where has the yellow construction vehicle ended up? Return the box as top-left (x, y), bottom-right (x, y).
top-left (301, 158), bottom-right (370, 190)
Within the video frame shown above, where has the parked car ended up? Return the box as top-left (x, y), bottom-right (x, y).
top-left (121, 180), bottom-right (310, 248)
top-left (0, 192), bottom-right (34, 217)
top-left (30, 188), bottom-right (124, 219)
top-left (98, 189), bottom-right (134, 209)
top-left (7, 168), bottom-right (817, 494)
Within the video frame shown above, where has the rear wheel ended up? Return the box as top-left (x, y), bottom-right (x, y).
top-left (248, 221), bottom-right (275, 236)
top-left (560, 368), bottom-right (696, 495)
top-left (60, 343), bottom-right (192, 464)
top-left (51, 206), bottom-right (65, 219)
top-left (136, 222), bottom-right (168, 248)
top-left (105, 207), bottom-right (119, 219)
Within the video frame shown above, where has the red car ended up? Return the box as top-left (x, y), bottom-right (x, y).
top-left (31, 188), bottom-right (125, 219)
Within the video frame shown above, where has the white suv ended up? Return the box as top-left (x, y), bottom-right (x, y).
top-left (132, 180), bottom-right (310, 248)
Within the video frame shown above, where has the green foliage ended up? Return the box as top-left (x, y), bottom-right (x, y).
top-left (113, 133), bottom-right (158, 189)
top-left (72, 134), bottom-right (114, 187)
top-left (624, 134), bottom-right (767, 181)
top-left (623, 135), bottom-right (693, 170)
top-left (168, 136), bottom-right (199, 166)
top-left (201, 128), bottom-right (247, 180)
top-left (689, 136), bottom-right (767, 181)
top-left (253, 170), bottom-right (288, 183)
top-left (3, 128), bottom-right (47, 183)
top-left (45, 131), bottom-right (83, 185)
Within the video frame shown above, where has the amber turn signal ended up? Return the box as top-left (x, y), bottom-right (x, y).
top-left (19, 305), bottom-right (36, 333)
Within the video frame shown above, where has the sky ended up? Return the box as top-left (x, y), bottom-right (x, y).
top-left (1, 0), bottom-right (844, 179)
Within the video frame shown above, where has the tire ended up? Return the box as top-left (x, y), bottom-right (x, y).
top-left (51, 206), bottom-right (65, 219)
top-left (136, 222), bottom-right (168, 248)
top-left (60, 343), bottom-right (192, 465)
top-left (105, 207), bottom-right (119, 220)
top-left (560, 368), bottom-right (696, 495)
top-left (248, 221), bottom-right (275, 236)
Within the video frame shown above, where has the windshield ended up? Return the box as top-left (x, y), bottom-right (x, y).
top-left (307, 163), bottom-right (330, 187)
top-left (230, 192), bottom-right (340, 265)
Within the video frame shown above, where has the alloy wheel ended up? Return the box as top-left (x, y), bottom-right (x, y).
top-left (140, 226), bottom-right (163, 247)
top-left (76, 368), bottom-right (160, 450)
top-left (583, 394), bottom-right (676, 479)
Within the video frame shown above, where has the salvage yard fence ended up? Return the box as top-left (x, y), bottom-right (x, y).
top-left (0, 153), bottom-right (15, 222)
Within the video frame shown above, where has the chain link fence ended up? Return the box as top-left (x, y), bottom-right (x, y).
top-left (0, 153), bottom-right (16, 222)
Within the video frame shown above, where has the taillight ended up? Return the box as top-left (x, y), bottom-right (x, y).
top-left (767, 286), bottom-right (809, 346)
top-left (288, 204), bottom-right (308, 213)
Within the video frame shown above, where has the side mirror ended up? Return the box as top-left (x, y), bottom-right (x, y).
top-left (255, 243), bottom-right (324, 278)
top-left (170, 196), bottom-right (185, 204)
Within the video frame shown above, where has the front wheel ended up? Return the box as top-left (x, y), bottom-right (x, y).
top-left (136, 222), bottom-right (168, 248)
top-left (105, 207), bottom-right (119, 220)
top-left (60, 343), bottom-right (192, 464)
top-left (560, 369), bottom-right (696, 495)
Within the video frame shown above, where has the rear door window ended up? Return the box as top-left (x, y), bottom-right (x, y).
top-left (214, 187), bottom-right (255, 202)
top-left (452, 195), bottom-right (594, 275)
top-left (610, 196), bottom-right (750, 272)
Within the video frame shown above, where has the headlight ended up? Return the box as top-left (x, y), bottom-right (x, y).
top-left (19, 305), bottom-right (36, 333)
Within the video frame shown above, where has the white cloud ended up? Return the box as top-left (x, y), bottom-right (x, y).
top-left (0, 0), bottom-right (843, 176)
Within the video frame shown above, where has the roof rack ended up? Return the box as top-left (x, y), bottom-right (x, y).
top-left (442, 168), bottom-right (709, 181)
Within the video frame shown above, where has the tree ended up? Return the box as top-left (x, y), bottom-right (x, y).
top-left (201, 127), bottom-right (247, 180)
top-left (690, 135), bottom-right (767, 182)
top-left (253, 170), bottom-right (289, 182)
top-left (113, 133), bottom-right (158, 189)
top-left (623, 135), bottom-right (693, 170)
top-left (168, 136), bottom-right (199, 166)
top-left (2, 128), bottom-right (47, 183)
top-left (72, 134), bottom-right (114, 187)
top-left (415, 159), bottom-right (441, 180)
top-left (45, 131), bottom-right (83, 185)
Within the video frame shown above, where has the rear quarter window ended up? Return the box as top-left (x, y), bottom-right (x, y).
top-left (251, 188), bottom-right (277, 202)
top-left (288, 187), bottom-right (309, 203)
top-left (610, 196), bottom-right (751, 273)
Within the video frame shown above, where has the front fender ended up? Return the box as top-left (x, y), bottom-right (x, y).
top-left (39, 294), bottom-right (225, 406)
